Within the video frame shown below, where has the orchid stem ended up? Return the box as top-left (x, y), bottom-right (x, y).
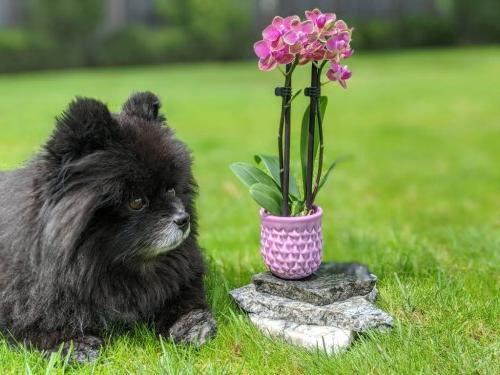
top-left (278, 106), bottom-right (285, 191)
top-left (312, 104), bottom-right (324, 201)
top-left (312, 63), bottom-right (327, 201)
top-left (281, 62), bottom-right (294, 216)
top-left (305, 62), bottom-right (319, 211)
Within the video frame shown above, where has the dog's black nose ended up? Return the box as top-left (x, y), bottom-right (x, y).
top-left (173, 212), bottom-right (190, 230)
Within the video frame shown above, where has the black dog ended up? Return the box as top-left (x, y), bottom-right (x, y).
top-left (0, 92), bottom-right (216, 361)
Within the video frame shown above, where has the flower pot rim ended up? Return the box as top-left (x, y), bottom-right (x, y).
top-left (260, 205), bottom-right (323, 223)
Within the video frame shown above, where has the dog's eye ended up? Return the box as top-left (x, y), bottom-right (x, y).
top-left (166, 188), bottom-right (176, 198)
top-left (129, 197), bottom-right (148, 211)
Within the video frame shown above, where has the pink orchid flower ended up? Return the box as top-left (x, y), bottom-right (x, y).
top-left (283, 20), bottom-right (316, 46)
top-left (305, 8), bottom-right (336, 30)
top-left (341, 48), bottom-right (354, 59)
top-left (262, 16), bottom-right (300, 46)
top-left (325, 21), bottom-right (353, 61)
top-left (254, 40), bottom-right (295, 71)
top-left (298, 40), bottom-right (326, 65)
top-left (326, 31), bottom-right (351, 53)
top-left (254, 15), bottom-right (304, 71)
top-left (326, 61), bottom-right (352, 89)
top-left (305, 8), bottom-right (337, 42)
top-left (334, 19), bottom-right (349, 31)
top-left (254, 9), bottom-right (354, 82)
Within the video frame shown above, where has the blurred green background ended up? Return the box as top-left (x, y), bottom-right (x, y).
top-left (1, 0), bottom-right (500, 72)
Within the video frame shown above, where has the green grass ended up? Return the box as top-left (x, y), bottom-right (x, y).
top-left (0, 47), bottom-right (499, 374)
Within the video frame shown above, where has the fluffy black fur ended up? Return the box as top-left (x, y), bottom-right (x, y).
top-left (0, 92), bottom-right (216, 361)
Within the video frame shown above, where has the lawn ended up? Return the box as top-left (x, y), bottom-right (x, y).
top-left (0, 47), bottom-right (499, 374)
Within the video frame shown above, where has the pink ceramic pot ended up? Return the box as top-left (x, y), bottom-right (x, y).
top-left (260, 206), bottom-right (323, 280)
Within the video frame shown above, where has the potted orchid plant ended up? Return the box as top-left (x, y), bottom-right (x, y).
top-left (230, 9), bottom-right (354, 280)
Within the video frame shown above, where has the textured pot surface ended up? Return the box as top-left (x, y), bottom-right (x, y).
top-left (260, 206), bottom-right (323, 279)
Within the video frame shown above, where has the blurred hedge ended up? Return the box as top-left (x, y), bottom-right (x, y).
top-left (95, 27), bottom-right (193, 66)
top-left (454, 0), bottom-right (500, 42)
top-left (355, 16), bottom-right (457, 50)
top-left (0, 0), bottom-right (253, 72)
top-left (0, 0), bottom-right (498, 73)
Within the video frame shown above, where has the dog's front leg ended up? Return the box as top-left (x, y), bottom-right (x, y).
top-left (45, 334), bottom-right (103, 363)
top-left (154, 282), bottom-right (217, 346)
top-left (167, 308), bottom-right (217, 346)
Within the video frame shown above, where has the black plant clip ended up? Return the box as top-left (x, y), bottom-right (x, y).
top-left (304, 86), bottom-right (321, 98)
top-left (275, 86), bottom-right (292, 97)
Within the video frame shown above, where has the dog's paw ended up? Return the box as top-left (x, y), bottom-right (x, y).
top-left (47, 335), bottom-right (103, 363)
top-left (168, 309), bottom-right (217, 346)
top-left (70, 335), bottom-right (102, 363)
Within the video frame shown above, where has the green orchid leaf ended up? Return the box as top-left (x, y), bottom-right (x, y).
top-left (300, 96), bottom-right (328, 194)
top-left (318, 157), bottom-right (344, 192)
top-left (288, 172), bottom-right (302, 201)
top-left (229, 162), bottom-right (278, 189)
top-left (254, 154), bottom-right (300, 200)
top-left (290, 172), bottom-right (301, 200)
top-left (291, 199), bottom-right (305, 216)
top-left (318, 160), bottom-right (338, 191)
top-left (254, 154), bottom-right (281, 185)
top-left (249, 183), bottom-right (282, 216)
top-left (289, 89), bottom-right (303, 104)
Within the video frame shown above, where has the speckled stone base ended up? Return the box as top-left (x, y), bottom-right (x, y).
top-left (253, 262), bottom-right (378, 305)
top-left (249, 315), bottom-right (353, 355)
top-left (230, 262), bottom-right (393, 354)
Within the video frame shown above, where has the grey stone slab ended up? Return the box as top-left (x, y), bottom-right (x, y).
top-left (365, 286), bottom-right (378, 303)
top-left (230, 284), bottom-right (393, 332)
top-left (252, 262), bottom-right (378, 305)
top-left (249, 315), bottom-right (353, 355)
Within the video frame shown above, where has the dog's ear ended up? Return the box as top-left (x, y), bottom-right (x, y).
top-left (46, 97), bottom-right (120, 160)
top-left (41, 186), bottom-right (100, 263)
top-left (122, 91), bottom-right (165, 122)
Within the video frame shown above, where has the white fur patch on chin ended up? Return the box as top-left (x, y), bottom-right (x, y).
top-left (146, 224), bottom-right (191, 257)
